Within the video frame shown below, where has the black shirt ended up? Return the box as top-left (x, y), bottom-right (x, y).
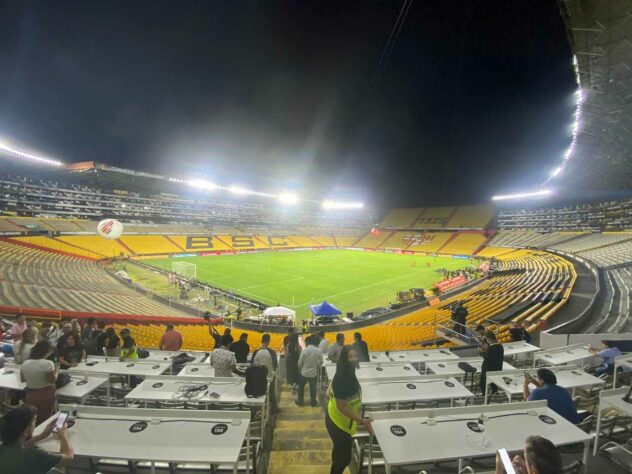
top-left (353, 340), bottom-right (370, 363)
top-left (59, 343), bottom-right (83, 367)
top-left (229, 340), bottom-right (250, 363)
top-left (332, 369), bottom-right (360, 399)
top-left (481, 343), bottom-right (504, 373)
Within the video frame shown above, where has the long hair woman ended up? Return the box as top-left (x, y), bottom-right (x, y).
top-left (13, 328), bottom-right (37, 365)
top-left (286, 333), bottom-right (301, 390)
top-left (20, 340), bottom-right (57, 425)
top-left (325, 345), bottom-right (373, 474)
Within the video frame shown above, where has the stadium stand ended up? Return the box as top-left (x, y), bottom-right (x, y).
top-left (380, 207), bottom-right (423, 228)
top-left (571, 239), bottom-right (632, 268)
top-left (413, 206), bottom-right (455, 228)
top-left (488, 231), bottom-right (586, 249)
top-left (445, 204), bottom-right (495, 229)
top-left (0, 240), bottom-right (190, 316)
top-left (436, 232), bottom-right (487, 255)
top-left (551, 232), bottom-right (632, 255)
top-left (404, 232), bottom-right (453, 253)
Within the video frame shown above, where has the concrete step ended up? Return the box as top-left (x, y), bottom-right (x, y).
top-left (277, 411), bottom-right (325, 421)
top-left (276, 420), bottom-right (324, 431)
top-left (268, 449), bottom-right (331, 466)
top-left (274, 428), bottom-right (331, 441)
top-left (268, 464), bottom-right (349, 474)
top-left (272, 437), bottom-right (332, 451)
top-left (277, 404), bottom-right (322, 416)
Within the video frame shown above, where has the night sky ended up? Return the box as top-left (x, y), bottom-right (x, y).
top-left (0, 0), bottom-right (576, 210)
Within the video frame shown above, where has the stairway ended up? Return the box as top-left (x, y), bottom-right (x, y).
top-left (268, 384), bottom-right (349, 473)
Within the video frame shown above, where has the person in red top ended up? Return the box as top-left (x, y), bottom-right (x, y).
top-left (159, 324), bottom-right (183, 351)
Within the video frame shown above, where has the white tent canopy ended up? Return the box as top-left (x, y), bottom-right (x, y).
top-left (262, 306), bottom-right (296, 319)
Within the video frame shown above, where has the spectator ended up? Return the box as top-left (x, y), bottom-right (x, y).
top-left (119, 329), bottom-right (138, 361)
top-left (495, 435), bottom-right (562, 474)
top-left (328, 333), bottom-right (345, 363)
top-left (208, 323), bottom-right (233, 349)
top-left (0, 405), bottom-right (74, 474)
top-left (86, 321), bottom-right (106, 356)
top-left (523, 368), bottom-right (580, 424)
top-left (296, 335), bottom-right (323, 407)
top-left (352, 332), bottom-right (370, 363)
top-left (103, 327), bottom-right (120, 357)
top-left (55, 323), bottom-right (72, 354)
top-left (520, 321), bottom-right (532, 344)
top-left (43, 323), bottom-right (61, 347)
top-left (210, 335), bottom-right (236, 377)
top-left (251, 334), bottom-right (280, 414)
top-left (509, 322), bottom-right (528, 342)
top-left (58, 334), bottom-right (84, 369)
top-left (80, 317), bottom-right (96, 346)
top-left (70, 319), bottom-right (81, 335)
top-left (230, 333), bottom-right (250, 363)
top-left (13, 328), bottom-right (37, 365)
top-left (20, 341), bottom-right (57, 425)
top-left (451, 302), bottom-right (468, 336)
top-left (326, 345), bottom-right (373, 474)
top-left (480, 331), bottom-right (504, 395)
top-left (318, 330), bottom-right (329, 355)
top-left (9, 315), bottom-right (27, 342)
top-left (474, 324), bottom-right (487, 344)
top-left (159, 324), bottom-right (183, 351)
top-left (286, 333), bottom-right (301, 389)
top-left (589, 340), bottom-right (622, 376)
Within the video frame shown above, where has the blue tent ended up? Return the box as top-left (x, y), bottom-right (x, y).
top-left (309, 300), bottom-right (342, 316)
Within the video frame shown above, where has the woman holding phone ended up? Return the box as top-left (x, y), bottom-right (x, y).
top-left (20, 341), bottom-right (57, 425)
top-left (495, 436), bottom-right (562, 473)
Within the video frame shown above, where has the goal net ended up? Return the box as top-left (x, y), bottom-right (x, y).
top-left (171, 261), bottom-right (197, 278)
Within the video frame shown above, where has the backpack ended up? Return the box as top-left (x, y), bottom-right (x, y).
top-left (137, 348), bottom-right (150, 359)
top-left (245, 365), bottom-right (268, 398)
top-left (55, 371), bottom-right (72, 389)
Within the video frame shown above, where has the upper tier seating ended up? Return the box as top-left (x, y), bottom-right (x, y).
top-left (487, 231), bottom-right (586, 249)
top-left (413, 207), bottom-right (455, 229)
top-left (438, 233), bottom-right (487, 255)
top-left (445, 205), bottom-right (495, 229)
top-left (575, 239), bottom-right (632, 268)
top-left (380, 208), bottom-right (423, 228)
top-left (551, 232), bottom-right (632, 254)
top-left (0, 240), bottom-right (189, 316)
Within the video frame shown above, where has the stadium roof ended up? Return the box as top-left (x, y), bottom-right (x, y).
top-left (558, 0), bottom-right (632, 192)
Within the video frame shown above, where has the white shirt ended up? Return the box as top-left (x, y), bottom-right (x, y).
top-left (318, 338), bottom-right (329, 355)
top-left (298, 345), bottom-right (323, 378)
top-left (21, 359), bottom-right (55, 389)
top-left (14, 342), bottom-right (35, 365)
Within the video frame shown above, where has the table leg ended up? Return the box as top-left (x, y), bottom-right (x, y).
top-left (368, 435), bottom-right (374, 474)
top-left (613, 363), bottom-right (618, 388)
top-left (593, 407), bottom-right (602, 456)
top-left (246, 424), bottom-right (251, 474)
top-left (485, 382), bottom-right (489, 405)
top-left (582, 440), bottom-right (589, 473)
top-left (233, 463), bottom-right (238, 474)
top-left (458, 457), bottom-right (463, 472)
top-left (151, 461), bottom-right (156, 474)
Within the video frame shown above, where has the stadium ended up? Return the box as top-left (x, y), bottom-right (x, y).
top-left (0, 1), bottom-right (631, 473)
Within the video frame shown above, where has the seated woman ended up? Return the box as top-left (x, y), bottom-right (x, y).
top-left (0, 404), bottom-right (74, 474)
top-left (13, 328), bottom-right (37, 365)
top-left (57, 333), bottom-right (84, 369)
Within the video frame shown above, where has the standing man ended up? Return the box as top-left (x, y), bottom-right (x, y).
top-left (296, 336), bottom-right (323, 407)
top-left (9, 315), bottom-right (27, 342)
top-left (328, 333), bottom-right (345, 363)
top-left (480, 331), bottom-right (504, 395)
top-left (80, 317), bottom-right (96, 347)
top-left (230, 333), bottom-right (250, 363)
top-left (352, 332), bottom-right (370, 363)
top-left (159, 324), bottom-right (183, 351)
top-left (318, 330), bottom-right (329, 356)
top-left (251, 334), bottom-right (281, 414)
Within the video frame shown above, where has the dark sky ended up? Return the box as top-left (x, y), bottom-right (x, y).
top-left (0, 0), bottom-right (576, 210)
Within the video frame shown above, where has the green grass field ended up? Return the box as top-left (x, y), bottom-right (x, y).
top-left (144, 250), bottom-right (471, 318)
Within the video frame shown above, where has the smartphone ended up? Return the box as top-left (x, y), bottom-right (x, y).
top-left (209, 392), bottom-right (220, 399)
top-left (523, 371), bottom-right (531, 381)
top-left (498, 448), bottom-right (516, 474)
top-left (54, 411), bottom-right (69, 433)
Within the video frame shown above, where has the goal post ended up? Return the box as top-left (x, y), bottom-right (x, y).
top-left (171, 261), bottom-right (197, 278)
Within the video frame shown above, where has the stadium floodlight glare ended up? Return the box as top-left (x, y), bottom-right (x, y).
top-left (229, 185), bottom-right (250, 196)
top-left (321, 200), bottom-right (364, 210)
top-left (0, 140), bottom-right (63, 167)
top-left (491, 189), bottom-right (552, 201)
top-left (277, 192), bottom-right (299, 205)
top-left (188, 178), bottom-right (218, 191)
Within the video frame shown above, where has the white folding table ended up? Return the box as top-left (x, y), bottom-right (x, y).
top-left (177, 363), bottom-right (216, 378)
top-left (534, 344), bottom-right (595, 367)
top-left (484, 365), bottom-right (605, 404)
top-left (124, 376), bottom-right (259, 407)
top-left (0, 364), bottom-right (25, 390)
top-left (74, 360), bottom-right (171, 377)
top-left (326, 362), bottom-right (420, 381)
top-left (368, 400), bottom-right (591, 474)
top-left (502, 341), bottom-right (540, 358)
top-left (613, 355), bottom-right (632, 388)
top-left (594, 387), bottom-right (632, 455)
top-left (367, 352), bottom-right (393, 363)
top-left (387, 349), bottom-right (459, 367)
top-left (425, 357), bottom-right (516, 378)
top-left (141, 350), bottom-right (209, 364)
top-left (361, 376), bottom-right (473, 408)
top-left (34, 405), bottom-right (252, 474)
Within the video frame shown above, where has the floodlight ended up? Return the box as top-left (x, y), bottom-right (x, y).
top-left (229, 185), bottom-right (250, 195)
top-left (277, 192), bottom-right (299, 205)
top-left (321, 200), bottom-right (364, 210)
top-left (0, 141), bottom-right (63, 167)
top-left (188, 178), bottom-right (218, 191)
top-left (491, 189), bottom-right (552, 201)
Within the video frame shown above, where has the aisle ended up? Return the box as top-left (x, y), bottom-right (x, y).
top-left (267, 384), bottom-right (350, 473)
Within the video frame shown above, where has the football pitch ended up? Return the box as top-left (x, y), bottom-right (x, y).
top-left (145, 250), bottom-right (472, 317)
